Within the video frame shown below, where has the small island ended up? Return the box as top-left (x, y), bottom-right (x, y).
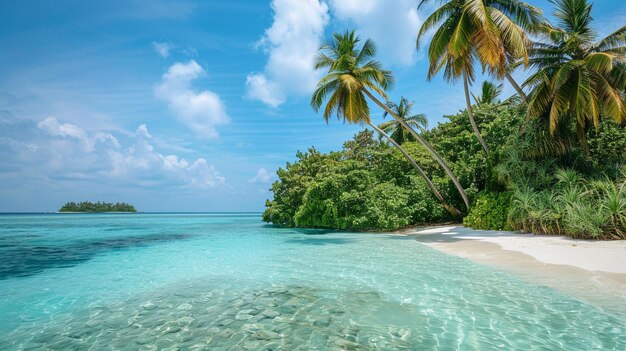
top-left (58, 201), bottom-right (137, 213)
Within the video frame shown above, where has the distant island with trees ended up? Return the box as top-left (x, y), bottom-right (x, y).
top-left (58, 201), bottom-right (137, 213)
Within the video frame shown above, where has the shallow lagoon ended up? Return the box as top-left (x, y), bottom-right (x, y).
top-left (0, 213), bottom-right (624, 350)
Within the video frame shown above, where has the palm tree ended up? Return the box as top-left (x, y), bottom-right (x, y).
top-left (524, 0), bottom-right (626, 152)
top-left (378, 97), bottom-right (428, 144)
top-left (472, 81), bottom-right (504, 105)
top-left (417, 0), bottom-right (543, 152)
top-left (371, 122), bottom-right (462, 217)
top-left (311, 31), bottom-right (465, 215)
top-left (504, 64), bottom-right (529, 101)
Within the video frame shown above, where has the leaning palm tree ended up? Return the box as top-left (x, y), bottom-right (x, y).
top-left (311, 31), bottom-right (465, 215)
top-left (472, 81), bottom-right (504, 105)
top-left (372, 122), bottom-right (462, 217)
top-left (378, 97), bottom-right (428, 145)
top-left (417, 0), bottom-right (543, 152)
top-left (504, 63), bottom-right (529, 101)
top-left (524, 0), bottom-right (626, 152)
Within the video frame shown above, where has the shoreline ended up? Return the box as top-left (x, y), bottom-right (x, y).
top-left (397, 226), bottom-right (626, 313)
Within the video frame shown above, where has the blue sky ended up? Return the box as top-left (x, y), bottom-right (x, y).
top-left (0, 0), bottom-right (624, 212)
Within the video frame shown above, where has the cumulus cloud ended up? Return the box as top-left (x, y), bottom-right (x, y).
top-left (329, 0), bottom-right (421, 66)
top-left (38, 117), bottom-right (120, 152)
top-left (21, 117), bottom-right (225, 189)
top-left (245, 74), bottom-right (284, 108)
top-left (246, 0), bottom-right (329, 107)
top-left (152, 41), bottom-right (175, 58)
top-left (156, 60), bottom-right (229, 138)
top-left (38, 117), bottom-right (89, 142)
top-left (108, 125), bottom-right (225, 189)
top-left (246, 1), bottom-right (423, 107)
top-left (136, 123), bottom-right (152, 138)
top-left (249, 168), bottom-right (273, 184)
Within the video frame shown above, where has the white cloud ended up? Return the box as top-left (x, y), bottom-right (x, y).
top-left (329, 0), bottom-right (421, 66)
top-left (246, 0), bottom-right (329, 107)
top-left (156, 60), bottom-right (229, 138)
top-left (38, 116), bottom-right (89, 142)
top-left (187, 159), bottom-right (225, 189)
top-left (136, 123), bottom-right (152, 138)
top-left (38, 117), bottom-right (119, 152)
top-left (331, 0), bottom-right (377, 16)
top-left (245, 74), bottom-right (284, 107)
top-left (108, 124), bottom-right (226, 188)
top-left (93, 132), bottom-right (122, 149)
top-left (30, 117), bottom-right (225, 189)
top-left (246, 0), bottom-right (423, 107)
top-left (152, 41), bottom-right (174, 58)
top-left (249, 168), bottom-right (273, 183)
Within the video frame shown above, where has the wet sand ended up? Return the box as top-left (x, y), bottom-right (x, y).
top-left (398, 226), bottom-right (626, 313)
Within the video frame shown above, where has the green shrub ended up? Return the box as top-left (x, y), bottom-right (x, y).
top-left (463, 191), bottom-right (512, 230)
top-left (507, 169), bottom-right (626, 239)
top-left (264, 102), bottom-right (626, 239)
top-left (293, 162), bottom-right (415, 231)
top-left (262, 147), bottom-right (338, 227)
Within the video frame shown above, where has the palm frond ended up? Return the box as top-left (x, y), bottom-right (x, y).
top-left (594, 26), bottom-right (626, 52)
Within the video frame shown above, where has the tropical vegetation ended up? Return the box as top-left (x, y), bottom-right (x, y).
top-left (311, 31), bottom-right (464, 216)
top-left (263, 0), bottom-right (626, 240)
top-left (524, 0), bottom-right (626, 151)
top-left (416, 0), bottom-right (542, 153)
top-left (59, 201), bottom-right (137, 213)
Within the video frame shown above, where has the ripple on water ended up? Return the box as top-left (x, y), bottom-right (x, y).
top-left (2, 281), bottom-right (624, 350)
top-left (0, 214), bottom-right (624, 350)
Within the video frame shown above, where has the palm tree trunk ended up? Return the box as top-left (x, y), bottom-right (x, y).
top-left (505, 72), bottom-right (527, 101)
top-left (367, 121), bottom-right (462, 218)
top-left (464, 72), bottom-right (490, 153)
top-left (361, 88), bottom-right (470, 211)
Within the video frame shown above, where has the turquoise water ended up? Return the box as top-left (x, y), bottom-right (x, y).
top-left (0, 213), bottom-right (624, 350)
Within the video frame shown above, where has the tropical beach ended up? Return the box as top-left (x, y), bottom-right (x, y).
top-left (1, 0), bottom-right (626, 350)
top-left (1, 213), bottom-right (625, 350)
top-left (402, 226), bottom-right (626, 310)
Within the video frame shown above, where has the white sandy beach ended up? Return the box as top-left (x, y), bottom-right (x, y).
top-left (399, 226), bottom-right (626, 311)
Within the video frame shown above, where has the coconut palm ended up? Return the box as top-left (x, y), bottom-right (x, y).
top-left (524, 0), bottom-right (626, 152)
top-left (417, 0), bottom-right (543, 152)
top-left (378, 97), bottom-right (428, 145)
top-left (472, 81), bottom-right (504, 105)
top-left (311, 31), bottom-right (466, 215)
top-left (504, 64), bottom-right (529, 101)
top-left (371, 122), bottom-right (461, 217)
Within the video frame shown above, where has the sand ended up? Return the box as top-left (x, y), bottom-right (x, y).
top-left (398, 226), bottom-right (626, 312)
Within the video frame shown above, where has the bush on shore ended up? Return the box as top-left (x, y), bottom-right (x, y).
top-left (463, 191), bottom-right (512, 231)
top-left (263, 103), bottom-right (626, 239)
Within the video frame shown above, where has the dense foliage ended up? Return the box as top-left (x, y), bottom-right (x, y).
top-left (463, 191), bottom-right (512, 231)
top-left (264, 102), bottom-right (518, 230)
top-left (59, 201), bottom-right (137, 213)
top-left (264, 0), bottom-right (626, 239)
top-left (264, 103), bottom-right (626, 239)
top-left (508, 173), bottom-right (626, 239)
top-left (263, 131), bottom-right (448, 230)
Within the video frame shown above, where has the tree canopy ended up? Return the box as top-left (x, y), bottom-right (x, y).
top-left (264, 0), bottom-right (626, 240)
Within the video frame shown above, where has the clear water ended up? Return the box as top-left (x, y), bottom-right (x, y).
top-left (0, 213), bottom-right (624, 350)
